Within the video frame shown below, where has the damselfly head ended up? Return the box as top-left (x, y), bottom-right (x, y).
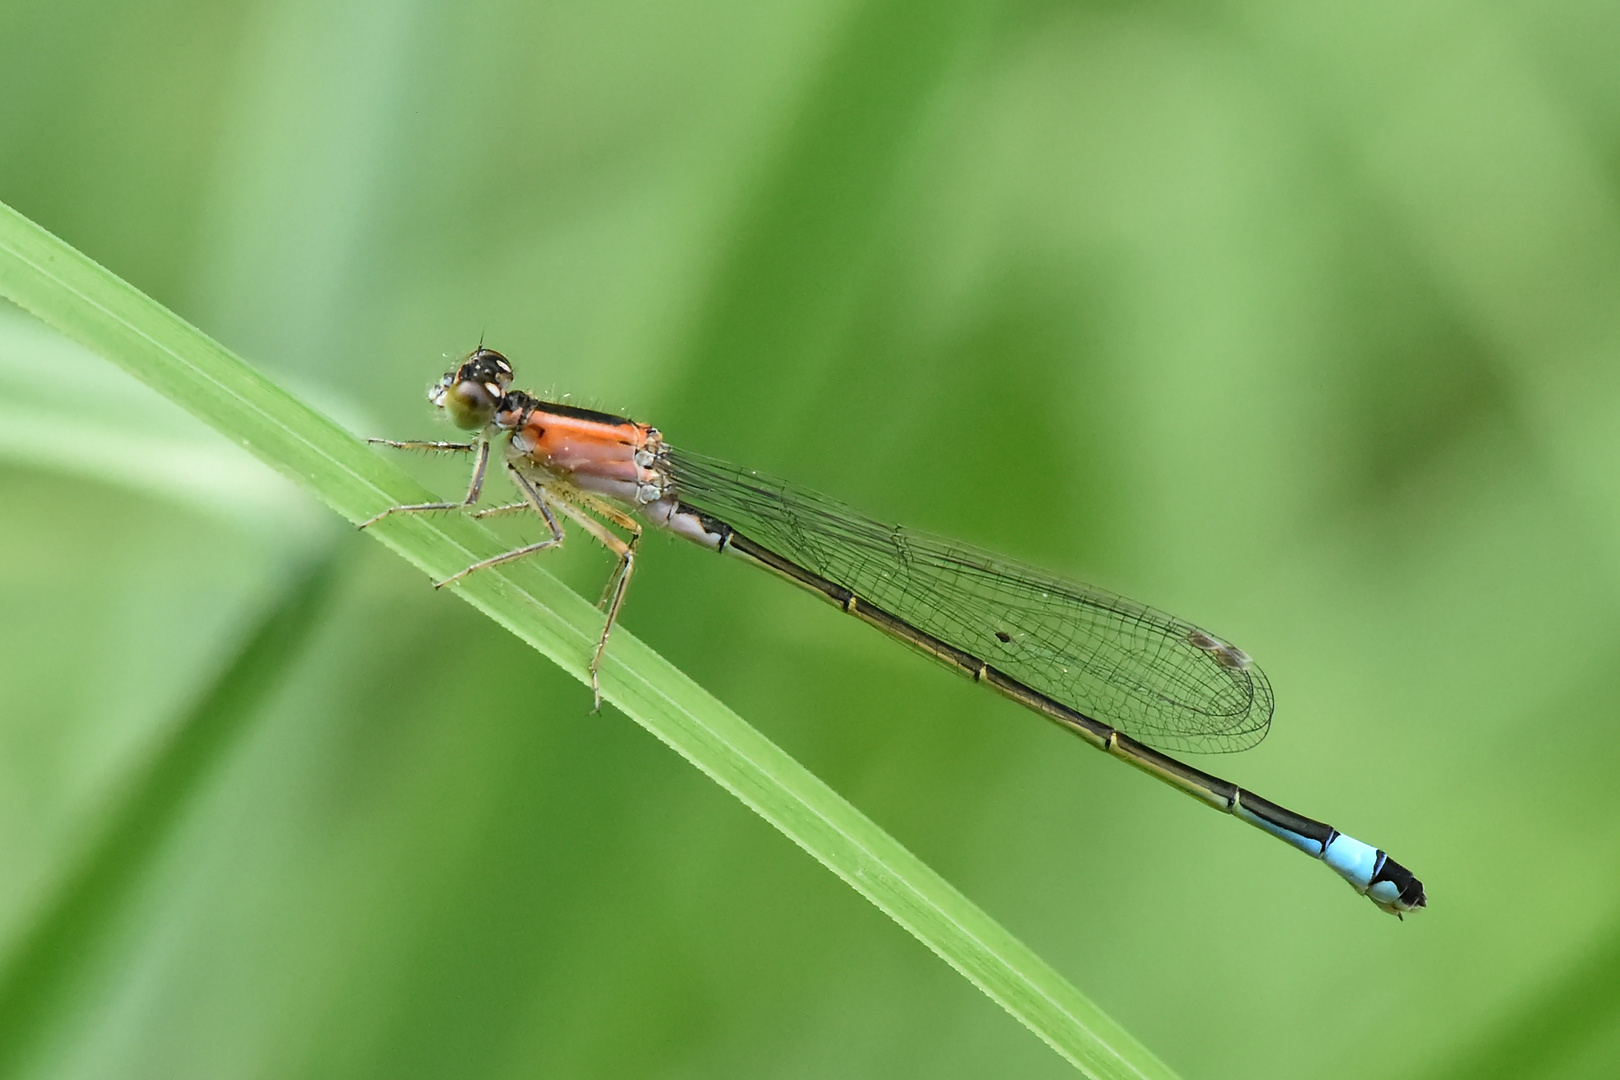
top-left (429, 347), bottom-right (515, 430)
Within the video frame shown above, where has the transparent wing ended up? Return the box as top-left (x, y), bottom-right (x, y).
top-left (665, 449), bottom-right (1272, 754)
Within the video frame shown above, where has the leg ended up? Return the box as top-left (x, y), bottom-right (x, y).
top-left (436, 465), bottom-right (566, 587)
top-left (367, 438), bottom-right (477, 452)
top-left (546, 493), bottom-right (644, 710)
top-left (359, 438), bottom-right (491, 529)
top-left (435, 466), bottom-right (642, 712)
top-left (548, 490), bottom-right (643, 609)
top-left (471, 502), bottom-right (529, 519)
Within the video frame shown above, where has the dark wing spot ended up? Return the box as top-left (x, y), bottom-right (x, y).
top-left (1186, 630), bottom-right (1218, 650)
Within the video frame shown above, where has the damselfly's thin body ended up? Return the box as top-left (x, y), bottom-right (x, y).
top-left (362, 348), bottom-right (1426, 917)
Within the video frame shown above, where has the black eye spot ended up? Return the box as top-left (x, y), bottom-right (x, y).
top-left (994, 631), bottom-right (1012, 643)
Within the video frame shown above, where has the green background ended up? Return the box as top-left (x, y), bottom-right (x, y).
top-left (3, 1), bottom-right (1619, 1077)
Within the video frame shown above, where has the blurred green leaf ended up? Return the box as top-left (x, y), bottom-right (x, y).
top-left (5, 3), bottom-right (1620, 1077)
top-left (1418, 899), bottom-right (1620, 1080)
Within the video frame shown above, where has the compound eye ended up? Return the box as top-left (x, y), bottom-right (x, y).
top-left (473, 347), bottom-right (513, 380)
top-left (442, 377), bottom-right (499, 430)
top-left (460, 347), bottom-right (514, 391)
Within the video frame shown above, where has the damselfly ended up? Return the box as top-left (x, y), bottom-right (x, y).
top-left (362, 348), bottom-right (1426, 917)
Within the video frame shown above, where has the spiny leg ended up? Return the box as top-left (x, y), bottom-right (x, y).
top-left (436, 464), bottom-right (565, 587)
top-left (545, 492), bottom-right (643, 710)
top-left (471, 502), bottom-right (529, 519)
top-left (359, 438), bottom-right (491, 529)
top-left (549, 491), bottom-right (642, 610)
top-left (367, 439), bottom-right (477, 452)
top-left (427, 460), bottom-right (644, 711)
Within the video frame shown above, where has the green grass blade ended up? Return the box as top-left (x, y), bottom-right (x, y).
top-left (0, 197), bottom-right (1177, 1080)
